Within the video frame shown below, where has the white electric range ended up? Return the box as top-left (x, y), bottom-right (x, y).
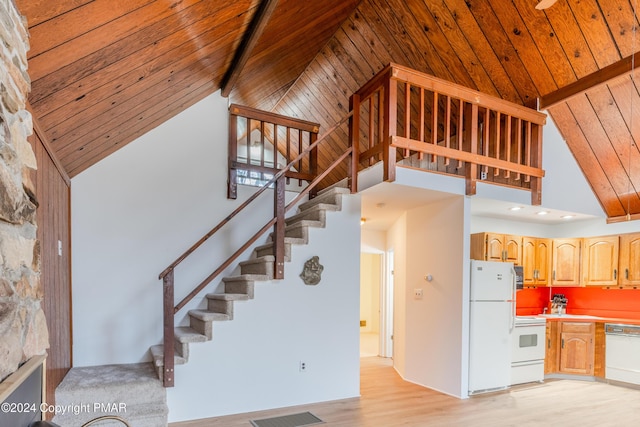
top-left (511, 316), bottom-right (546, 385)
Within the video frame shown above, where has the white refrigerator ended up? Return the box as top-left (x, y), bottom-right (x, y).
top-left (468, 260), bottom-right (516, 394)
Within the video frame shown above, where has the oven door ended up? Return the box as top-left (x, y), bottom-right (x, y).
top-left (512, 324), bottom-right (546, 363)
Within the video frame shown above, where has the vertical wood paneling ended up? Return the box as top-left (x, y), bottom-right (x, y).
top-left (29, 120), bottom-right (72, 412)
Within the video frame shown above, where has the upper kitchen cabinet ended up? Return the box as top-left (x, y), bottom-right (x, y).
top-left (470, 233), bottom-right (522, 265)
top-left (551, 238), bottom-right (582, 287)
top-left (582, 236), bottom-right (619, 287)
top-left (522, 237), bottom-right (550, 287)
top-left (619, 233), bottom-right (640, 288)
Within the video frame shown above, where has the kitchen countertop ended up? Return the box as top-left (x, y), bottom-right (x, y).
top-left (536, 314), bottom-right (640, 325)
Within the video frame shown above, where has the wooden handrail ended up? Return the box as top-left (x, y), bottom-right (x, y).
top-left (158, 111), bottom-right (352, 280)
top-left (160, 109), bottom-right (354, 387)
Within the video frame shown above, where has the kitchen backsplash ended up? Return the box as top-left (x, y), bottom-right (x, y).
top-left (516, 287), bottom-right (640, 320)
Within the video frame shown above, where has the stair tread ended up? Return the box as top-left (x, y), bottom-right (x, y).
top-left (285, 219), bottom-right (323, 229)
top-left (150, 345), bottom-right (186, 366)
top-left (239, 255), bottom-right (275, 266)
top-left (222, 274), bottom-right (271, 282)
top-left (174, 326), bottom-right (208, 343)
top-left (188, 310), bottom-right (231, 321)
top-left (206, 292), bottom-right (250, 301)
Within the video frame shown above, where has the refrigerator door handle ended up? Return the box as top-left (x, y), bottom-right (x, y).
top-left (509, 267), bottom-right (516, 332)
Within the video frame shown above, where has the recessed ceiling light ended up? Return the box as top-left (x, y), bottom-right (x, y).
top-left (509, 206), bottom-right (523, 211)
top-left (536, 211), bottom-right (550, 216)
top-left (561, 215), bottom-right (575, 220)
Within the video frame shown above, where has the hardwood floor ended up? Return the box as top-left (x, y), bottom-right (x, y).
top-left (170, 357), bottom-right (640, 426)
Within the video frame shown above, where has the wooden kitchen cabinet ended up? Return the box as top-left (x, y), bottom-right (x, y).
top-left (551, 238), bottom-right (582, 286)
top-left (619, 232), bottom-right (640, 288)
top-left (522, 237), bottom-right (550, 287)
top-left (544, 321), bottom-right (559, 374)
top-left (559, 322), bottom-right (595, 376)
top-left (582, 235), bottom-right (619, 287)
top-left (470, 233), bottom-right (522, 264)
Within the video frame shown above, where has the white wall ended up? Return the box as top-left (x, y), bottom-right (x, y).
top-left (386, 213), bottom-right (407, 374)
top-left (397, 197), bottom-right (469, 398)
top-left (72, 91), bottom-right (361, 421)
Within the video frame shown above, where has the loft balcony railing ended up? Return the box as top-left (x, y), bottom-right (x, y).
top-left (349, 63), bottom-right (547, 204)
top-left (227, 104), bottom-right (320, 200)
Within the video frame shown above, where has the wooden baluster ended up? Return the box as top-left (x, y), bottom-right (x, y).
top-left (404, 82), bottom-right (411, 157)
top-left (228, 112), bottom-right (238, 199)
top-left (286, 127), bottom-right (291, 185)
top-left (298, 129), bottom-right (303, 186)
top-left (260, 121), bottom-right (265, 168)
top-left (494, 111), bottom-right (501, 177)
top-left (444, 95), bottom-right (451, 166)
top-left (418, 88), bottom-right (425, 161)
top-left (369, 95), bottom-right (375, 166)
top-left (504, 115), bottom-right (512, 178)
top-left (431, 91), bottom-right (438, 163)
top-left (163, 270), bottom-right (175, 387)
top-left (274, 124), bottom-right (279, 169)
top-left (349, 93), bottom-right (360, 193)
top-left (457, 99), bottom-right (464, 169)
top-left (515, 117), bottom-right (522, 181)
top-left (309, 131), bottom-right (318, 199)
top-left (530, 123), bottom-right (543, 205)
top-left (483, 108), bottom-right (490, 175)
top-left (525, 121), bottom-right (532, 183)
top-left (378, 88), bottom-right (384, 164)
top-left (465, 104), bottom-right (479, 196)
top-left (273, 176), bottom-right (285, 280)
top-left (246, 118), bottom-right (252, 167)
top-left (383, 77), bottom-right (397, 182)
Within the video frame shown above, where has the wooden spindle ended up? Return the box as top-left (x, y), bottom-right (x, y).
top-left (418, 88), bottom-right (425, 161)
top-left (431, 91), bottom-right (438, 163)
top-left (525, 121), bottom-right (532, 183)
top-left (483, 108), bottom-right (490, 174)
top-left (404, 82), bottom-right (411, 157)
top-left (504, 115), bottom-right (511, 178)
top-left (494, 111), bottom-right (501, 177)
top-left (457, 99), bottom-right (464, 169)
top-left (369, 96), bottom-right (375, 165)
top-left (444, 95), bottom-right (451, 166)
top-left (515, 118), bottom-right (522, 181)
top-left (260, 121), bottom-right (265, 167)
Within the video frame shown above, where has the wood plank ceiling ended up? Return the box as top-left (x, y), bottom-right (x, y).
top-left (15, 0), bottom-right (640, 221)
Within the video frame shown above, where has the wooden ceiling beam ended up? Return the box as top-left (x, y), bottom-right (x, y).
top-left (540, 51), bottom-right (640, 110)
top-left (221, 0), bottom-right (279, 98)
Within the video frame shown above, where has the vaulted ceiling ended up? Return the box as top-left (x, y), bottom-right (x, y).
top-left (15, 0), bottom-right (640, 221)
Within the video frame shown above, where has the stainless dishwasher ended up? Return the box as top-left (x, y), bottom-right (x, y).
top-left (605, 323), bottom-right (640, 385)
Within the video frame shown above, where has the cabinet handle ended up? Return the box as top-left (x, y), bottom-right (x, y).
top-left (548, 338), bottom-right (551, 349)
top-left (614, 269), bottom-right (617, 280)
top-left (626, 268), bottom-right (629, 280)
top-left (561, 338), bottom-right (564, 349)
top-left (553, 270), bottom-right (556, 281)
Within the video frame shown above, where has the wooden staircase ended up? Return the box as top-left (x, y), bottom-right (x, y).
top-left (150, 186), bottom-right (350, 381)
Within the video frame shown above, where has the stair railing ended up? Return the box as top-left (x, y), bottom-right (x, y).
top-left (158, 110), bottom-right (354, 387)
top-left (350, 63), bottom-right (547, 205)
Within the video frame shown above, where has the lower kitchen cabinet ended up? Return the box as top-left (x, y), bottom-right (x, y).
top-left (559, 322), bottom-right (595, 376)
top-left (545, 321), bottom-right (603, 377)
top-left (544, 321), bottom-right (558, 374)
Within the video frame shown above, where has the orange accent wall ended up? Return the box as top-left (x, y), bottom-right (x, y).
top-left (516, 287), bottom-right (640, 320)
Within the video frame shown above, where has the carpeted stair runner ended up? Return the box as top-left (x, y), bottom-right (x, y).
top-left (52, 362), bottom-right (167, 427)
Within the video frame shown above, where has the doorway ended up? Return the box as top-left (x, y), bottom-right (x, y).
top-left (359, 251), bottom-right (393, 358)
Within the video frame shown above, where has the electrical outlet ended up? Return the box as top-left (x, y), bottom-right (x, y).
top-left (480, 171), bottom-right (488, 180)
top-left (299, 361), bottom-right (307, 372)
top-left (414, 288), bottom-right (423, 300)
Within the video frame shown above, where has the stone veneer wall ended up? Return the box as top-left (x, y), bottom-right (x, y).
top-left (0, 0), bottom-right (49, 382)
